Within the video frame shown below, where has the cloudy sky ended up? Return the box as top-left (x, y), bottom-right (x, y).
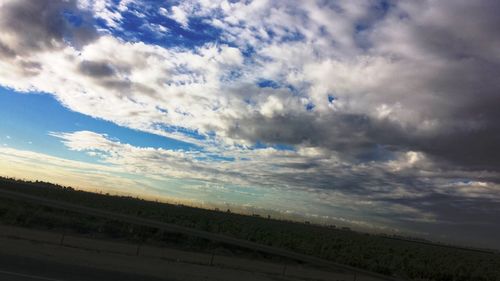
top-left (0, 0), bottom-right (499, 249)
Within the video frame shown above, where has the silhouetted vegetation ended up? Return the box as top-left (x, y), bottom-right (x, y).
top-left (0, 177), bottom-right (499, 281)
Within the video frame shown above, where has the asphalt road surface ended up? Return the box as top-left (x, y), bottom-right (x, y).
top-left (0, 253), bottom-right (169, 281)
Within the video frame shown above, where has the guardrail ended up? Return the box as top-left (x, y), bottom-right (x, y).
top-left (0, 188), bottom-right (404, 281)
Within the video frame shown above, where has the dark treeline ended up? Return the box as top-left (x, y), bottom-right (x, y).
top-left (0, 177), bottom-right (499, 281)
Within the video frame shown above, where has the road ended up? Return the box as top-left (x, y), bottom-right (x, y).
top-left (0, 253), bottom-right (169, 281)
top-left (0, 234), bottom-right (294, 281)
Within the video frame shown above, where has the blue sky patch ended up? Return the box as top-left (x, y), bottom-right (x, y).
top-left (0, 87), bottom-right (196, 162)
top-left (328, 94), bottom-right (336, 103)
top-left (257, 79), bottom-right (281, 89)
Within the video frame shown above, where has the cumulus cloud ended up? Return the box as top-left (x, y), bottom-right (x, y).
top-left (170, 6), bottom-right (190, 28)
top-left (0, 0), bottom-right (97, 53)
top-left (3, 0), bottom-right (498, 167)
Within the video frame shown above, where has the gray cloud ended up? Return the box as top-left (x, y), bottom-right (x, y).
top-left (78, 60), bottom-right (116, 77)
top-left (0, 0), bottom-right (97, 53)
top-left (369, 2), bottom-right (500, 169)
top-left (0, 41), bottom-right (16, 58)
top-left (378, 193), bottom-right (500, 249)
top-left (218, 0), bottom-right (500, 172)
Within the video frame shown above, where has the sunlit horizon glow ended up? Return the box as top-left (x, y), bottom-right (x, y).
top-left (1, 0), bottom-right (499, 249)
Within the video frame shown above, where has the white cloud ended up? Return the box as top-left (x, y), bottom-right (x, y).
top-left (2, 0), bottom-right (485, 152)
top-left (78, 0), bottom-right (124, 28)
top-left (171, 6), bottom-right (189, 28)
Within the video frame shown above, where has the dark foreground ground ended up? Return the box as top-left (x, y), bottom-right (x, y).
top-left (0, 225), bottom-right (362, 281)
top-left (0, 253), bottom-right (168, 281)
top-left (0, 177), bottom-right (499, 281)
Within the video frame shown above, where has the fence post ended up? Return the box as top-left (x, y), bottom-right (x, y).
top-left (136, 244), bottom-right (141, 256)
top-left (59, 232), bottom-right (65, 246)
top-left (209, 248), bottom-right (215, 266)
top-left (282, 263), bottom-right (287, 276)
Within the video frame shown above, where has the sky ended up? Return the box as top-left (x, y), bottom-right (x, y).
top-left (0, 0), bottom-right (499, 249)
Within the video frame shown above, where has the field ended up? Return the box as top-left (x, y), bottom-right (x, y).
top-left (0, 177), bottom-right (499, 281)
